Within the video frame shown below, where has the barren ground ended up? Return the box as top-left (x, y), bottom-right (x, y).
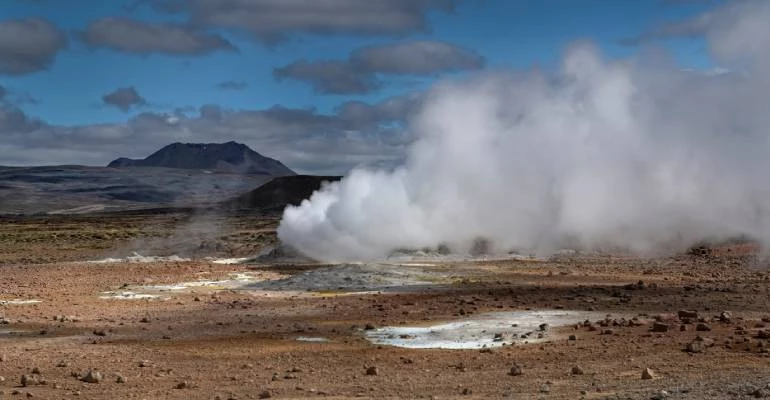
top-left (1, 211), bottom-right (770, 399)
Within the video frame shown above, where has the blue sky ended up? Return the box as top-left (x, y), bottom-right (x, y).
top-left (0, 0), bottom-right (725, 172)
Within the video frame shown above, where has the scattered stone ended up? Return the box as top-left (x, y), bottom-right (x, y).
top-left (55, 360), bottom-right (68, 368)
top-left (175, 381), bottom-right (188, 389)
top-left (364, 323), bottom-right (376, 330)
top-left (258, 390), bottom-right (271, 399)
top-left (116, 374), bottom-right (126, 383)
top-left (93, 329), bottom-right (107, 336)
top-left (719, 311), bottom-right (733, 323)
top-left (651, 322), bottom-right (669, 332)
top-left (602, 329), bottom-right (614, 335)
top-left (30, 367), bottom-right (40, 374)
top-left (696, 323), bottom-right (712, 332)
top-left (680, 324), bottom-right (687, 332)
top-left (568, 334), bottom-right (577, 341)
top-left (138, 360), bottom-right (150, 367)
top-left (539, 384), bottom-right (551, 393)
top-left (571, 365), bottom-right (584, 375)
top-left (641, 368), bottom-right (655, 380)
top-left (751, 388), bottom-right (766, 398)
top-left (539, 323), bottom-right (549, 331)
top-left (686, 340), bottom-right (706, 353)
top-left (509, 364), bottom-right (523, 376)
top-left (80, 370), bottom-right (103, 384)
top-left (365, 366), bottom-right (378, 376)
top-left (0, 376), bottom-right (5, 382)
top-left (678, 310), bottom-right (699, 319)
top-left (20, 374), bottom-right (39, 387)
top-left (193, 296), bottom-right (201, 302)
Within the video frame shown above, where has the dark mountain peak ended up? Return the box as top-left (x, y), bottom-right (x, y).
top-left (107, 142), bottom-right (295, 176)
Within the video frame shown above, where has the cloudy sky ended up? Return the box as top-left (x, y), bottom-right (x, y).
top-left (1, 0), bottom-right (722, 174)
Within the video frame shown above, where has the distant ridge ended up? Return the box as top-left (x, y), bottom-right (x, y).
top-left (108, 141), bottom-right (295, 176)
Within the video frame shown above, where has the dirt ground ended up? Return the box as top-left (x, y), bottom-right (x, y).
top-left (2, 211), bottom-right (770, 399)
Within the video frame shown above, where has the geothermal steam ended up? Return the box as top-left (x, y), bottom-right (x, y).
top-left (279, 1), bottom-right (770, 262)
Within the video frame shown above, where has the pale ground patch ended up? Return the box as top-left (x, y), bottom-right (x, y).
top-left (365, 310), bottom-right (609, 349)
top-left (0, 299), bottom-right (42, 305)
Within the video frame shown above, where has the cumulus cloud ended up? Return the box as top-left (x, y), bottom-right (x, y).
top-left (102, 86), bottom-right (147, 111)
top-left (275, 40), bottom-right (484, 94)
top-left (274, 60), bottom-right (380, 95)
top-left (80, 17), bottom-right (237, 55)
top-left (0, 93), bottom-right (417, 174)
top-left (0, 18), bottom-right (67, 75)
top-left (139, 0), bottom-right (459, 43)
top-left (216, 80), bottom-right (248, 90)
top-left (278, 0), bottom-right (770, 262)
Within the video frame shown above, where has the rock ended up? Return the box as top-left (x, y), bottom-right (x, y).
top-left (80, 370), bottom-right (103, 384)
top-left (175, 381), bottom-right (188, 389)
top-left (56, 360), bottom-right (68, 368)
top-left (641, 368), bottom-right (655, 380)
top-left (30, 367), bottom-right (40, 374)
top-left (696, 323), bottom-right (712, 331)
top-left (751, 388), bottom-right (767, 398)
top-left (571, 365), bottom-right (584, 375)
top-left (258, 390), bottom-right (271, 399)
top-left (20, 374), bottom-right (39, 387)
top-left (602, 329), bottom-right (614, 335)
top-left (678, 310), bottom-right (699, 319)
top-left (652, 389), bottom-right (670, 400)
top-left (686, 340), bottom-right (706, 353)
top-left (116, 375), bottom-right (126, 383)
top-left (462, 388), bottom-right (473, 395)
top-left (364, 323), bottom-right (376, 330)
top-left (568, 334), bottom-right (577, 341)
top-left (719, 311), bottom-right (733, 323)
top-left (365, 366), bottom-right (378, 376)
top-left (509, 364), bottom-right (523, 376)
top-left (539, 384), bottom-right (551, 393)
top-left (539, 323), bottom-right (549, 331)
top-left (651, 322), bottom-right (669, 332)
top-left (93, 329), bottom-right (107, 336)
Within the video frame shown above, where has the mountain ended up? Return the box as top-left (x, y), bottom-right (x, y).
top-left (108, 141), bottom-right (295, 176)
top-left (225, 175), bottom-right (342, 211)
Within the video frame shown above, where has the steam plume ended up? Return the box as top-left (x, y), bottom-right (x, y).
top-left (279, 1), bottom-right (770, 262)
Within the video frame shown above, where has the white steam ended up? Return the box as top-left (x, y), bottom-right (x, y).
top-left (279, 1), bottom-right (770, 262)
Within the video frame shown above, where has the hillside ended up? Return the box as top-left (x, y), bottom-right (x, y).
top-left (108, 141), bottom-right (295, 176)
top-left (225, 175), bottom-right (342, 211)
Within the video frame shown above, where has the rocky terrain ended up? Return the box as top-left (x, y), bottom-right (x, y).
top-left (2, 211), bottom-right (770, 399)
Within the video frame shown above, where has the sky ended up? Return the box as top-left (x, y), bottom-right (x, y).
top-left (0, 0), bottom-right (725, 174)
